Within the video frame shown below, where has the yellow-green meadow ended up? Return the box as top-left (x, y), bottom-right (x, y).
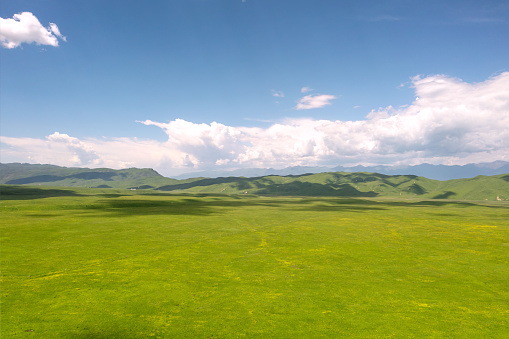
top-left (1, 185), bottom-right (508, 337)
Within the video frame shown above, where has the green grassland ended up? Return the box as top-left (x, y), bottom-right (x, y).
top-left (1, 185), bottom-right (508, 337)
top-left (2, 163), bottom-right (509, 201)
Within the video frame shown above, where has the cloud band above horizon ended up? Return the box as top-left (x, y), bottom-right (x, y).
top-left (2, 72), bottom-right (508, 176)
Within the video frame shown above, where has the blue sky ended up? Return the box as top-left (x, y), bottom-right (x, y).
top-left (1, 0), bottom-right (508, 176)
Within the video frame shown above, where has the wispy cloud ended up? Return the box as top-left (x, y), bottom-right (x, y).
top-left (2, 73), bottom-right (509, 176)
top-left (0, 12), bottom-right (66, 49)
top-left (295, 94), bottom-right (336, 110)
top-left (271, 90), bottom-right (285, 98)
top-left (49, 23), bottom-right (67, 42)
top-left (301, 87), bottom-right (313, 93)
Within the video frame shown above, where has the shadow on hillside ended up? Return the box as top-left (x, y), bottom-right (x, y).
top-left (0, 185), bottom-right (83, 200)
top-left (325, 172), bottom-right (419, 187)
top-left (140, 192), bottom-right (245, 198)
top-left (5, 172), bottom-right (119, 185)
top-left (156, 177), bottom-right (245, 191)
top-left (256, 181), bottom-right (378, 197)
top-left (157, 177), bottom-right (380, 198)
top-left (408, 183), bottom-right (427, 195)
top-left (432, 191), bottom-right (457, 199)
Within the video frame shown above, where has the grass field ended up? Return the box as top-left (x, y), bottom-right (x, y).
top-left (1, 185), bottom-right (508, 338)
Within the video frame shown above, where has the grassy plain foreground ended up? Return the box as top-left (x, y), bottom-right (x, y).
top-left (1, 185), bottom-right (508, 338)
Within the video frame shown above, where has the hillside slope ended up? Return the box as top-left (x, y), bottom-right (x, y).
top-left (0, 163), bottom-right (176, 189)
top-left (1, 163), bottom-right (508, 201)
top-left (154, 171), bottom-right (509, 201)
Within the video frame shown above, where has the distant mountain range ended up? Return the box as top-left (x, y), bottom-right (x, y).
top-left (1, 163), bottom-right (508, 201)
top-left (172, 161), bottom-right (509, 180)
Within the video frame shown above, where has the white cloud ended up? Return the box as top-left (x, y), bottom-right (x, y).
top-left (301, 87), bottom-right (313, 93)
top-left (2, 133), bottom-right (100, 167)
top-left (137, 119), bottom-right (247, 168)
top-left (0, 12), bottom-right (66, 49)
top-left (46, 132), bottom-right (99, 165)
top-left (49, 23), bottom-right (66, 42)
top-left (1, 134), bottom-right (182, 172)
top-left (271, 90), bottom-right (285, 98)
top-left (296, 94), bottom-right (336, 110)
top-left (2, 73), bottom-right (508, 176)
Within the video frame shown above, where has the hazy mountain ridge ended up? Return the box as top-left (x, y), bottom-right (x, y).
top-left (1, 163), bottom-right (508, 201)
top-left (172, 161), bottom-right (509, 180)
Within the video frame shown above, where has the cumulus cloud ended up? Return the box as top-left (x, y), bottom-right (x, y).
top-left (0, 12), bottom-right (66, 49)
top-left (138, 119), bottom-right (247, 168)
top-left (1, 134), bottom-right (178, 171)
top-left (2, 73), bottom-right (508, 176)
top-left (46, 132), bottom-right (99, 165)
top-left (296, 94), bottom-right (336, 110)
top-left (2, 132), bottom-right (99, 167)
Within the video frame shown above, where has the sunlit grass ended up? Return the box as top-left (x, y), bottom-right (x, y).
top-left (1, 186), bottom-right (508, 337)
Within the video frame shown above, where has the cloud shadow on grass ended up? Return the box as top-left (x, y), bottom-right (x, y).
top-left (0, 185), bottom-right (83, 200)
top-left (376, 199), bottom-right (506, 209)
top-left (74, 187), bottom-right (508, 218)
top-left (78, 196), bottom-right (389, 217)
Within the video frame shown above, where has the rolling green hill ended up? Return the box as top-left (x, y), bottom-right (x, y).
top-left (0, 163), bottom-right (177, 189)
top-left (153, 171), bottom-right (509, 201)
top-left (1, 163), bottom-right (508, 201)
